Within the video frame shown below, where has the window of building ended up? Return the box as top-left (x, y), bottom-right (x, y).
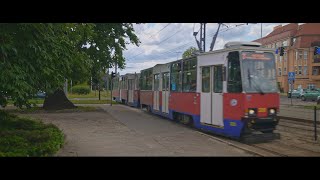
top-left (298, 66), bottom-right (302, 75)
top-left (284, 67), bottom-right (287, 75)
top-left (295, 66), bottom-right (298, 75)
top-left (291, 37), bottom-right (296, 46)
top-left (300, 58), bottom-right (303, 65)
top-left (277, 41), bottom-right (282, 47)
top-left (284, 52), bottom-right (287, 62)
top-left (303, 66), bottom-right (308, 76)
top-left (274, 43), bottom-right (277, 48)
top-left (313, 67), bottom-right (319, 75)
top-left (295, 51), bottom-right (298, 64)
top-left (278, 68), bottom-right (282, 76)
top-left (170, 61), bottom-right (182, 92)
top-left (299, 50), bottom-right (303, 59)
top-left (304, 51), bottom-right (308, 60)
top-left (283, 40), bottom-right (288, 47)
top-left (308, 84), bottom-right (316, 90)
top-left (182, 58), bottom-right (197, 92)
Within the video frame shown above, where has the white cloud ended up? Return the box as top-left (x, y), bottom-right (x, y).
top-left (118, 23), bottom-right (283, 75)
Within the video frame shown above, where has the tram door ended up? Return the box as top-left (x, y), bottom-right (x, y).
top-left (128, 79), bottom-right (134, 104)
top-left (162, 72), bottom-right (169, 114)
top-left (200, 65), bottom-right (224, 126)
top-left (153, 74), bottom-right (160, 111)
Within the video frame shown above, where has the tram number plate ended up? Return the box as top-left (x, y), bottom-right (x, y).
top-left (258, 108), bottom-right (266, 113)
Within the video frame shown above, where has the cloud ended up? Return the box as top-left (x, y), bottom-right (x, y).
top-left (119, 23), bottom-right (282, 75)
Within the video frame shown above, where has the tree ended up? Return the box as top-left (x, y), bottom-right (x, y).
top-left (182, 46), bottom-right (198, 59)
top-left (0, 23), bottom-right (140, 109)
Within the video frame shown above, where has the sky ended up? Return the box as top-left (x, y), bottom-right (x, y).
top-left (111, 23), bottom-right (285, 75)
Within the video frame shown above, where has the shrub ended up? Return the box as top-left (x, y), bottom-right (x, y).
top-left (72, 85), bottom-right (90, 95)
top-left (0, 110), bottom-right (64, 157)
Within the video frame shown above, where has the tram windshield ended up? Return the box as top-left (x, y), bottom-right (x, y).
top-left (241, 51), bottom-right (278, 94)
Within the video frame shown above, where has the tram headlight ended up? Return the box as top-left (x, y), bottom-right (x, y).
top-left (248, 108), bottom-right (257, 117)
top-left (268, 108), bottom-right (276, 116)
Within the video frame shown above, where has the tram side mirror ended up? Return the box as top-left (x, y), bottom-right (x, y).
top-left (222, 66), bottom-right (226, 81)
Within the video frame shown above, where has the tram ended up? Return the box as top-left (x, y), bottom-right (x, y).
top-left (113, 41), bottom-right (280, 141)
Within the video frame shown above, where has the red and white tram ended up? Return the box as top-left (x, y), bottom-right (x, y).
top-left (114, 42), bottom-right (280, 141)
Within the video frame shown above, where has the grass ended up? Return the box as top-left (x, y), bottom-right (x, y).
top-left (8, 99), bottom-right (44, 105)
top-left (7, 99), bottom-right (117, 106)
top-left (304, 105), bottom-right (320, 110)
top-left (280, 93), bottom-right (288, 96)
top-left (67, 90), bottom-right (111, 99)
top-left (0, 110), bottom-right (64, 157)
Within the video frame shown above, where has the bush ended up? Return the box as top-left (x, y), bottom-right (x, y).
top-left (0, 110), bottom-right (64, 157)
top-left (72, 85), bottom-right (90, 95)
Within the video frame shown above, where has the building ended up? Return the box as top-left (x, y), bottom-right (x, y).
top-left (253, 23), bottom-right (320, 92)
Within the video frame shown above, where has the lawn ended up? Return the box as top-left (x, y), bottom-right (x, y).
top-left (0, 110), bottom-right (64, 157)
top-left (7, 98), bottom-right (117, 106)
top-left (67, 90), bottom-right (111, 99)
top-left (304, 105), bottom-right (320, 110)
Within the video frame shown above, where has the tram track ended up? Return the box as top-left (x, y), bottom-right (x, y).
top-left (124, 105), bottom-right (320, 156)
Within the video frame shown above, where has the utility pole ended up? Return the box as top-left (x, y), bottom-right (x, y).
top-left (194, 23), bottom-right (206, 52)
top-left (202, 23), bottom-right (206, 52)
top-left (210, 23), bottom-right (222, 51)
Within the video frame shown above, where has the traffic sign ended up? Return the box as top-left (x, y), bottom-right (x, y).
top-left (288, 72), bottom-right (295, 81)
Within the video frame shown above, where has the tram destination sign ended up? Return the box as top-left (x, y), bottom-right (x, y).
top-left (241, 52), bottom-right (272, 60)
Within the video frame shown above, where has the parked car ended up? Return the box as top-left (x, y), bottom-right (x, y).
top-left (35, 91), bottom-right (46, 99)
top-left (287, 89), bottom-right (304, 98)
top-left (301, 90), bottom-right (320, 101)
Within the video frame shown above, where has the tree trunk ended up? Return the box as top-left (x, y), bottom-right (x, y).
top-left (43, 89), bottom-right (76, 110)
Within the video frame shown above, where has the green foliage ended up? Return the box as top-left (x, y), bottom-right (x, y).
top-left (182, 46), bottom-right (198, 59)
top-left (0, 23), bottom-right (140, 108)
top-left (0, 110), bottom-right (64, 157)
top-left (72, 85), bottom-right (91, 95)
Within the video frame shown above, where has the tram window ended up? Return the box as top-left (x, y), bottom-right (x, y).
top-left (182, 58), bottom-right (197, 92)
top-left (154, 74), bottom-right (160, 91)
top-left (202, 67), bottom-right (210, 93)
top-left (162, 72), bottom-right (169, 91)
top-left (141, 69), bottom-right (153, 90)
top-left (128, 80), bottom-right (133, 90)
top-left (214, 65), bottom-right (223, 93)
top-left (227, 51), bottom-right (243, 93)
top-left (135, 76), bottom-right (140, 90)
top-left (170, 61), bottom-right (182, 92)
